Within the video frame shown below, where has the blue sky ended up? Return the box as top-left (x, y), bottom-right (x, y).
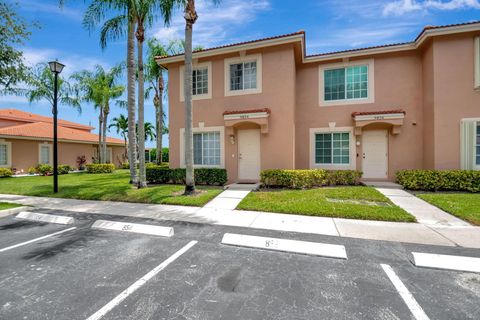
top-left (2, 0), bottom-right (480, 147)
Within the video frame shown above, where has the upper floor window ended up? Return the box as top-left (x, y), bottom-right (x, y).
top-left (0, 142), bottom-right (10, 167)
top-left (319, 59), bottom-right (374, 106)
top-left (474, 37), bottom-right (480, 89)
top-left (224, 54), bottom-right (262, 96)
top-left (179, 61), bottom-right (212, 101)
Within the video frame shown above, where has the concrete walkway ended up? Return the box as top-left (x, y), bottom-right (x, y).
top-left (375, 187), bottom-right (470, 227)
top-left (1, 193), bottom-right (479, 248)
top-left (203, 183), bottom-right (257, 210)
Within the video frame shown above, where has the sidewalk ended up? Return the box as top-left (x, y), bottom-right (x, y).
top-left (1, 193), bottom-right (479, 248)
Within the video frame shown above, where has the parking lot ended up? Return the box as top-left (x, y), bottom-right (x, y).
top-left (0, 209), bottom-right (479, 320)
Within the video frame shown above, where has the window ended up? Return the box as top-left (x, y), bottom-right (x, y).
top-left (179, 62), bottom-right (212, 101)
top-left (477, 122), bottom-right (480, 165)
top-left (39, 145), bottom-right (51, 164)
top-left (0, 144), bottom-right (8, 166)
top-left (193, 67), bottom-right (208, 95)
top-left (193, 132), bottom-right (220, 166)
top-left (324, 65), bottom-right (368, 101)
top-left (230, 61), bottom-right (257, 91)
top-left (475, 37), bottom-right (480, 88)
top-left (315, 132), bottom-right (350, 164)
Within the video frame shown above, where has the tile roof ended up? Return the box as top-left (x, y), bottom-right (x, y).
top-left (223, 108), bottom-right (271, 115)
top-left (0, 121), bottom-right (124, 145)
top-left (352, 110), bottom-right (406, 117)
top-left (0, 109), bottom-right (94, 131)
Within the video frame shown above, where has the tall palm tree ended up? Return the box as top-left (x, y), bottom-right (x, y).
top-left (109, 114), bottom-right (129, 159)
top-left (71, 64), bottom-right (124, 163)
top-left (25, 62), bottom-right (81, 115)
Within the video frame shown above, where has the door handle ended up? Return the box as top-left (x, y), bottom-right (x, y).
top-left (362, 153), bottom-right (365, 159)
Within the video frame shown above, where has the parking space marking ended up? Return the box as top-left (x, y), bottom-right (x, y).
top-left (86, 240), bottom-right (198, 320)
top-left (16, 211), bottom-right (75, 225)
top-left (412, 252), bottom-right (480, 273)
top-left (0, 227), bottom-right (77, 253)
top-left (92, 220), bottom-right (174, 237)
top-left (381, 264), bottom-right (430, 320)
top-left (221, 233), bottom-right (347, 259)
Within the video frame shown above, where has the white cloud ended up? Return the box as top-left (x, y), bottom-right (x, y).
top-left (18, 0), bottom-right (83, 21)
top-left (383, 0), bottom-right (480, 16)
top-left (152, 0), bottom-right (270, 48)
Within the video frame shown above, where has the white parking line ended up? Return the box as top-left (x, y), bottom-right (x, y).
top-left (221, 233), bottom-right (347, 259)
top-left (412, 252), bottom-right (480, 273)
top-left (16, 211), bottom-right (75, 225)
top-left (86, 240), bottom-right (198, 320)
top-left (381, 264), bottom-right (430, 320)
top-left (0, 227), bottom-right (77, 253)
top-left (92, 220), bottom-right (174, 237)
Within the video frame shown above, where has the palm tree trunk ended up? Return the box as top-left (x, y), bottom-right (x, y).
top-left (183, 0), bottom-right (197, 195)
top-left (98, 109), bottom-right (103, 163)
top-left (127, 19), bottom-right (138, 184)
top-left (155, 75), bottom-right (164, 165)
top-left (102, 102), bottom-right (109, 163)
top-left (136, 24), bottom-right (147, 188)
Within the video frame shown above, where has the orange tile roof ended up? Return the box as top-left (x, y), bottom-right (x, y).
top-left (223, 108), bottom-right (271, 115)
top-left (0, 122), bottom-right (124, 145)
top-left (352, 109), bottom-right (406, 117)
top-left (0, 109), bottom-right (94, 131)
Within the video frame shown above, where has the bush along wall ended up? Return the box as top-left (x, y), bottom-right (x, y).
top-left (146, 166), bottom-right (227, 186)
top-left (260, 169), bottom-right (362, 189)
top-left (86, 163), bottom-right (116, 174)
top-left (0, 168), bottom-right (12, 178)
top-left (396, 170), bottom-right (480, 192)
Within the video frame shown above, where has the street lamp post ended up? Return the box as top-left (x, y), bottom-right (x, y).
top-left (48, 60), bottom-right (65, 193)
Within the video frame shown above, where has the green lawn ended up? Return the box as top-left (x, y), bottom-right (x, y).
top-left (0, 170), bottom-right (222, 207)
top-left (417, 193), bottom-right (480, 225)
top-left (0, 202), bottom-right (22, 211)
top-left (237, 186), bottom-right (415, 222)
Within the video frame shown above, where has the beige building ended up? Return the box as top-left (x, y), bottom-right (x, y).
top-left (157, 21), bottom-right (480, 183)
top-left (0, 109), bottom-right (125, 173)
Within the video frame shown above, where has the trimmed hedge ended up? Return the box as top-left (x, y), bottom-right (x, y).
top-left (146, 166), bottom-right (227, 185)
top-left (261, 169), bottom-right (362, 189)
top-left (86, 163), bottom-right (116, 174)
top-left (57, 164), bottom-right (72, 175)
top-left (0, 168), bottom-right (12, 178)
top-left (396, 170), bottom-right (480, 192)
top-left (37, 164), bottom-right (53, 176)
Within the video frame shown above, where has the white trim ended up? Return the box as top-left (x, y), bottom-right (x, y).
top-left (223, 112), bottom-right (269, 121)
top-left (179, 61), bottom-right (212, 101)
top-left (38, 142), bottom-right (53, 166)
top-left (0, 135), bottom-right (123, 146)
top-left (179, 126), bottom-right (225, 168)
top-left (319, 59), bottom-right (375, 107)
top-left (309, 127), bottom-right (356, 170)
top-left (224, 53), bottom-right (262, 97)
top-left (353, 113), bottom-right (404, 121)
top-left (461, 118), bottom-right (480, 170)
top-left (475, 37), bottom-right (480, 89)
top-left (0, 140), bottom-right (12, 168)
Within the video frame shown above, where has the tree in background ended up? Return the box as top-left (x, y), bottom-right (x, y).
top-left (72, 64), bottom-right (124, 163)
top-left (25, 63), bottom-right (81, 115)
top-left (0, 1), bottom-right (36, 94)
top-left (109, 114), bottom-right (129, 159)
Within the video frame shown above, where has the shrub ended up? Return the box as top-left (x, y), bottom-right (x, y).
top-left (162, 148), bottom-right (169, 163)
top-left (121, 162), bottom-right (130, 169)
top-left (37, 164), bottom-right (53, 176)
top-left (396, 170), bottom-right (480, 192)
top-left (0, 168), bottom-right (12, 178)
top-left (86, 163), bottom-right (116, 174)
top-left (146, 166), bottom-right (227, 185)
top-left (57, 164), bottom-right (72, 175)
top-left (27, 167), bottom-right (37, 175)
top-left (326, 170), bottom-right (363, 186)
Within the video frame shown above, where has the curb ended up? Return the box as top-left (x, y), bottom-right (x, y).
top-left (0, 206), bottom-right (31, 219)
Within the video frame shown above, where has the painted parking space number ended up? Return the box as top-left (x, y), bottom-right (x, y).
top-left (265, 239), bottom-right (279, 249)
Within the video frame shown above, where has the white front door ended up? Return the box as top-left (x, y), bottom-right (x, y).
top-left (362, 130), bottom-right (388, 179)
top-left (238, 129), bottom-right (261, 181)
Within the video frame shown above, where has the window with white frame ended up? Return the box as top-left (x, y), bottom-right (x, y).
top-left (315, 132), bottom-right (350, 164)
top-left (324, 65), bottom-right (368, 101)
top-left (39, 145), bottom-right (51, 164)
top-left (0, 143), bottom-right (8, 166)
top-left (230, 61), bottom-right (257, 91)
top-left (477, 122), bottom-right (480, 165)
top-left (193, 132), bottom-right (220, 166)
top-left (475, 37), bottom-right (480, 88)
top-left (192, 67), bottom-right (208, 95)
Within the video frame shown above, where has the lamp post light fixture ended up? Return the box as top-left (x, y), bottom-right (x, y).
top-left (48, 60), bottom-right (65, 193)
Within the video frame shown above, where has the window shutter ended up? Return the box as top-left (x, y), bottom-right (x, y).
top-left (460, 120), bottom-right (475, 170)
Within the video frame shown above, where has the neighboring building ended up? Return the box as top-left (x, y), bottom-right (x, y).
top-left (156, 21), bottom-right (480, 182)
top-left (0, 109), bottom-right (125, 173)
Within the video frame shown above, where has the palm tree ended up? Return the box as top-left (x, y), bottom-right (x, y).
top-left (71, 64), bottom-right (124, 163)
top-left (109, 114), bottom-right (129, 159)
top-left (25, 62), bottom-right (81, 115)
